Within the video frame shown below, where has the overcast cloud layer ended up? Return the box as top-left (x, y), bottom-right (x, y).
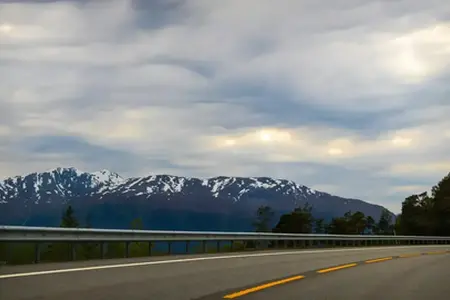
top-left (1, 0), bottom-right (450, 213)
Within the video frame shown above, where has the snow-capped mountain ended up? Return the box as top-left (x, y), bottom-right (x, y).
top-left (0, 167), bottom-right (123, 204)
top-left (0, 168), bottom-right (391, 230)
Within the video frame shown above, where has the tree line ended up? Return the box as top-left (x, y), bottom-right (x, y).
top-left (253, 172), bottom-right (450, 237)
top-left (253, 204), bottom-right (394, 235)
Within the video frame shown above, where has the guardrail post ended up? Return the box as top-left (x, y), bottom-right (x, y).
top-left (100, 242), bottom-right (106, 259)
top-left (125, 242), bottom-right (130, 258)
top-left (168, 242), bottom-right (172, 254)
top-left (230, 240), bottom-right (234, 251)
top-left (185, 241), bottom-right (190, 254)
top-left (34, 243), bottom-right (41, 264)
top-left (149, 241), bottom-right (152, 256)
top-left (4, 242), bottom-right (11, 264)
top-left (217, 241), bottom-right (221, 253)
top-left (70, 243), bottom-right (76, 261)
top-left (202, 241), bottom-right (206, 253)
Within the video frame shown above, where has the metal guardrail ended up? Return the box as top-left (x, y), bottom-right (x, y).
top-left (2, 225), bottom-right (450, 242)
top-left (1, 226), bottom-right (450, 263)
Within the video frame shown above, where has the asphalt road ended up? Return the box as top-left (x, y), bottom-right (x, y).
top-left (1, 245), bottom-right (449, 300)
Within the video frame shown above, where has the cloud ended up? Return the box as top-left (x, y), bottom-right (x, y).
top-left (388, 185), bottom-right (431, 194)
top-left (386, 162), bottom-right (450, 177)
top-left (1, 0), bottom-right (450, 213)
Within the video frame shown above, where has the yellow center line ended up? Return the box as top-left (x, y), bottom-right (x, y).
top-left (399, 253), bottom-right (422, 258)
top-left (317, 263), bottom-right (358, 274)
top-left (223, 275), bottom-right (305, 299)
top-left (426, 251), bottom-right (447, 255)
top-left (365, 257), bottom-right (393, 264)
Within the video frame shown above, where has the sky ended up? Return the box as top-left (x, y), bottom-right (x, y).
top-left (1, 0), bottom-right (449, 213)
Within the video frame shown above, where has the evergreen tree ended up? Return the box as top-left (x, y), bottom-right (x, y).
top-left (314, 218), bottom-right (326, 233)
top-left (60, 205), bottom-right (79, 228)
top-left (377, 208), bottom-right (392, 235)
top-left (252, 206), bottom-right (275, 232)
top-left (349, 211), bottom-right (367, 234)
top-left (366, 216), bottom-right (376, 234)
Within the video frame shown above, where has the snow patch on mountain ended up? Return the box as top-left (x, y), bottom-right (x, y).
top-left (92, 170), bottom-right (124, 186)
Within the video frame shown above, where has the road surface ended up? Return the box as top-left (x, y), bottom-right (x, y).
top-left (1, 245), bottom-right (449, 300)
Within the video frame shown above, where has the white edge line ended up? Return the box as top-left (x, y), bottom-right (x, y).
top-left (1, 245), bottom-right (448, 279)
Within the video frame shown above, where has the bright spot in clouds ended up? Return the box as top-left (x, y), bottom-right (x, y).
top-left (328, 148), bottom-right (343, 156)
top-left (225, 139), bottom-right (236, 147)
top-left (382, 23), bottom-right (450, 83)
top-left (0, 0), bottom-right (449, 214)
top-left (0, 23), bottom-right (13, 33)
top-left (260, 131), bottom-right (272, 142)
top-left (391, 136), bottom-right (412, 147)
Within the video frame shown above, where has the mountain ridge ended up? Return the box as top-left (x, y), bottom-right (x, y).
top-left (0, 167), bottom-right (392, 231)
